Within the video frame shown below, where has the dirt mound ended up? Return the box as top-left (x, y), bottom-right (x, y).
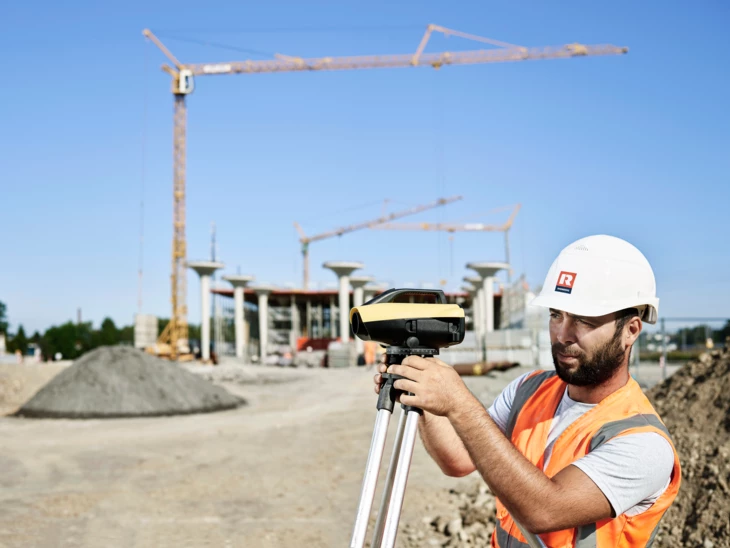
top-left (15, 346), bottom-right (244, 418)
top-left (647, 343), bottom-right (730, 548)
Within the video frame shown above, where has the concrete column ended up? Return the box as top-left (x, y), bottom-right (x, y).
top-left (329, 294), bottom-right (337, 338)
top-left (461, 283), bottom-right (478, 339)
top-left (467, 262), bottom-right (510, 335)
top-left (251, 285), bottom-right (275, 364)
top-left (317, 302), bottom-right (324, 338)
top-left (464, 276), bottom-right (483, 345)
top-left (223, 275), bottom-right (254, 361)
top-left (350, 276), bottom-right (375, 356)
top-left (290, 294), bottom-right (301, 349)
top-left (323, 262), bottom-right (364, 342)
top-left (305, 299), bottom-right (312, 338)
top-left (188, 261), bottom-right (225, 362)
top-left (363, 283), bottom-right (387, 303)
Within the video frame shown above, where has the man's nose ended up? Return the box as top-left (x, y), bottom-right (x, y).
top-left (555, 318), bottom-right (577, 347)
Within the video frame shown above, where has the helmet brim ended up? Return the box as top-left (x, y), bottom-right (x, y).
top-left (530, 294), bottom-right (658, 325)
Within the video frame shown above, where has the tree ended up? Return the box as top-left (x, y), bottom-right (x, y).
top-left (672, 325), bottom-right (714, 349)
top-left (0, 301), bottom-right (7, 335)
top-left (118, 325), bottom-right (134, 345)
top-left (10, 325), bottom-right (29, 355)
top-left (41, 321), bottom-right (94, 361)
top-left (716, 320), bottom-right (730, 344)
top-left (98, 317), bottom-right (119, 346)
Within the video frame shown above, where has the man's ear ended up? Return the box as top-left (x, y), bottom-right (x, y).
top-left (626, 316), bottom-right (642, 347)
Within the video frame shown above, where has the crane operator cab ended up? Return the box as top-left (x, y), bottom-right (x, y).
top-left (175, 69), bottom-right (195, 95)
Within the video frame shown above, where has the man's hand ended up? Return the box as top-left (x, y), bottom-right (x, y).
top-left (372, 355), bottom-right (387, 395)
top-left (387, 355), bottom-right (474, 417)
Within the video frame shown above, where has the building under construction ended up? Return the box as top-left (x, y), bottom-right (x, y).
top-left (202, 273), bottom-right (550, 367)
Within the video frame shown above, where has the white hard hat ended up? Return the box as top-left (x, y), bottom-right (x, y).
top-left (530, 235), bottom-right (659, 324)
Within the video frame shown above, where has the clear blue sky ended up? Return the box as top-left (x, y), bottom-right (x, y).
top-left (1, 0), bottom-right (728, 334)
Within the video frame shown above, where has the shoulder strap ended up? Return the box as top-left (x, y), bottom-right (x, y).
top-left (505, 370), bottom-right (556, 439)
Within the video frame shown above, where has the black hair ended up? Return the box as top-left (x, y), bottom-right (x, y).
top-left (615, 308), bottom-right (640, 332)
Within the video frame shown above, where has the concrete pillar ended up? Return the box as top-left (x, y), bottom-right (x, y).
top-left (317, 302), bottom-right (324, 338)
top-left (251, 285), bottom-right (275, 364)
top-left (461, 283), bottom-right (478, 338)
top-left (323, 262), bottom-right (364, 342)
top-left (305, 299), bottom-right (312, 338)
top-left (363, 283), bottom-right (388, 303)
top-left (329, 294), bottom-right (337, 338)
top-left (467, 262), bottom-right (510, 334)
top-left (223, 274), bottom-right (254, 361)
top-left (188, 261), bottom-right (225, 362)
top-left (350, 276), bottom-right (375, 356)
top-left (290, 294), bottom-right (301, 349)
top-left (464, 276), bottom-right (483, 343)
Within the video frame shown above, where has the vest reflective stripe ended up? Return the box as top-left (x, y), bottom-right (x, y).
top-left (646, 516), bottom-right (663, 547)
top-left (495, 521), bottom-right (532, 548)
top-left (590, 413), bottom-right (671, 451)
top-left (506, 371), bottom-right (556, 439)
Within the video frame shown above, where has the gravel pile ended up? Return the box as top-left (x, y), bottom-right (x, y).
top-left (16, 346), bottom-right (243, 418)
top-left (647, 342), bottom-right (730, 548)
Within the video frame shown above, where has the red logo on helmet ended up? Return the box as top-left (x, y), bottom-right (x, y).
top-left (555, 271), bottom-right (577, 294)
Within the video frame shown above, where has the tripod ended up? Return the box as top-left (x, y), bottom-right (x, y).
top-left (350, 346), bottom-right (544, 548)
top-left (350, 346), bottom-right (436, 548)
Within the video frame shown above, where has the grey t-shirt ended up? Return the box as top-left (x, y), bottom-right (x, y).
top-left (487, 372), bottom-right (674, 518)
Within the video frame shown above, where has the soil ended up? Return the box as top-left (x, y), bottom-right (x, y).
top-left (647, 344), bottom-right (730, 548)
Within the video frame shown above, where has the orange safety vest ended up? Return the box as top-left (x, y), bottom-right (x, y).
top-left (492, 371), bottom-right (681, 548)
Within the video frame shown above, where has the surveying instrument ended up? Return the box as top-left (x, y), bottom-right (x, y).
top-left (348, 288), bottom-right (465, 548)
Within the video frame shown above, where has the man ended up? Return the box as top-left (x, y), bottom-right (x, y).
top-left (374, 235), bottom-right (681, 547)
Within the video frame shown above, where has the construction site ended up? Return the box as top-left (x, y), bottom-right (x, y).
top-left (1, 7), bottom-right (729, 548)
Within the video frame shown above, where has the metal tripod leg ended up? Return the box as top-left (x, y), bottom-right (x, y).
top-left (371, 406), bottom-right (407, 547)
top-left (379, 408), bottom-right (421, 548)
top-left (350, 409), bottom-right (392, 548)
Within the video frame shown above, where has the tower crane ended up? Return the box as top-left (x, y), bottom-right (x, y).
top-left (143, 24), bottom-right (627, 358)
top-left (294, 195), bottom-right (462, 289)
top-left (371, 203), bottom-right (522, 283)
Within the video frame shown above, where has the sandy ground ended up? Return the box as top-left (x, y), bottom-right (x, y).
top-left (0, 361), bottom-right (679, 548)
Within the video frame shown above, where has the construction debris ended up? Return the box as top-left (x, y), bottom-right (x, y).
top-left (400, 482), bottom-right (498, 547)
top-left (647, 342), bottom-right (730, 547)
top-left (15, 346), bottom-right (243, 419)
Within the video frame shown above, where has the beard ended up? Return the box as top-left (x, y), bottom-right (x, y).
top-left (552, 327), bottom-right (627, 387)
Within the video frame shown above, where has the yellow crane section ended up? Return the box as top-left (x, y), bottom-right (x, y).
top-left (143, 24), bottom-right (627, 358)
top-left (294, 195), bottom-right (462, 289)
